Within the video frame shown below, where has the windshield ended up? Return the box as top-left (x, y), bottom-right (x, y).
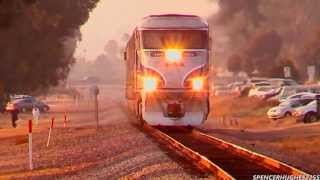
top-left (279, 100), bottom-right (300, 107)
top-left (140, 30), bottom-right (208, 49)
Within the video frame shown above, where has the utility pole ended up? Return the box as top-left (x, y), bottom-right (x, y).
top-left (283, 66), bottom-right (291, 79)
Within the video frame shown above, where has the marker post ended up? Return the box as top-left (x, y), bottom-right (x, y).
top-left (94, 94), bottom-right (99, 129)
top-left (46, 117), bottom-right (54, 147)
top-left (28, 120), bottom-right (33, 170)
top-left (90, 85), bottom-right (100, 129)
top-left (64, 114), bottom-right (67, 128)
top-left (316, 95), bottom-right (320, 120)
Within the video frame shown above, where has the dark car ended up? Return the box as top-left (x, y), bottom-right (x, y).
top-left (6, 98), bottom-right (50, 113)
top-left (10, 94), bottom-right (34, 101)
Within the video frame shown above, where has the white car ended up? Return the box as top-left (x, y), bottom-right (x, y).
top-left (267, 100), bottom-right (305, 120)
top-left (280, 92), bottom-right (316, 102)
top-left (293, 100), bottom-right (319, 123)
top-left (248, 86), bottom-right (277, 99)
top-left (268, 78), bottom-right (298, 87)
top-left (246, 78), bottom-right (269, 86)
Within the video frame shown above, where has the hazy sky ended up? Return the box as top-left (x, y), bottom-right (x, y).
top-left (75, 0), bottom-right (218, 60)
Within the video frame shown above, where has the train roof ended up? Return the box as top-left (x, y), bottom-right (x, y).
top-left (137, 14), bottom-right (208, 30)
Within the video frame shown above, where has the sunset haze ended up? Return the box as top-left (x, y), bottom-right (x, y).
top-left (75, 0), bottom-right (218, 59)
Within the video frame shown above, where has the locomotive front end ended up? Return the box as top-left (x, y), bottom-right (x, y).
top-left (125, 14), bottom-right (211, 126)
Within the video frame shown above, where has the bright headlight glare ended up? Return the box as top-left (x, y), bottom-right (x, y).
top-left (192, 77), bottom-right (204, 91)
top-left (165, 49), bottom-right (182, 62)
top-left (143, 76), bottom-right (157, 92)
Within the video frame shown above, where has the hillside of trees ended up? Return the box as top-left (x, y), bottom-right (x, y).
top-left (0, 0), bottom-right (99, 98)
top-left (210, 0), bottom-right (320, 80)
top-left (69, 40), bottom-right (125, 84)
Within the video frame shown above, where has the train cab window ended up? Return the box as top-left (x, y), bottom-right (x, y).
top-left (140, 30), bottom-right (208, 49)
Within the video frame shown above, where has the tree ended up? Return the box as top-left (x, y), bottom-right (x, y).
top-left (245, 30), bottom-right (283, 76)
top-left (209, 0), bottom-right (320, 80)
top-left (268, 58), bottom-right (300, 80)
top-left (0, 0), bottom-right (99, 97)
top-left (104, 40), bottom-right (120, 58)
top-left (69, 39), bottom-right (125, 84)
top-left (241, 56), bottom-right (255, 75)
top-left (227, 54), bottom-right (242, 75)
top-left (214, 0), bottom-right (264, 27)
top-left (298, 28), bottom-right (320, 79)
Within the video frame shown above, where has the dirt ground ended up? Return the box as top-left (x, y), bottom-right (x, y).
top-left (0, 86), bottom-right (319, 179)
top-left (201, 96), bottom-right (320, 174)
top-left (0, 85), bottom-right (209, 179)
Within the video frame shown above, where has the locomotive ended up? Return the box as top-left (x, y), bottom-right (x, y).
top-left (124, 14), bottom-right (212, 126)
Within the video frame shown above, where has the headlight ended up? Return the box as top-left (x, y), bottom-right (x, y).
top-left (274, 109), bottom-right (281, 113)
top-left (268, 109), bottom-right (275, 113)
top-left (192, 77), bottom-right (204, 91)
top-left (165, 49), bottom-right (182, 63)
top-left (143, 76), bottom-right (158, 92)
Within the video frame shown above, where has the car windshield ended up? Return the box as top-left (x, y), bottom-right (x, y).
top-left (141, 30), bottom-right (208, 49)
top-left (301, 99), bottom-right (315, 106)
top-left (281, 87), bottom-right (301, 98)
top-left (280, 99), bottom-right (309, 108)
top-left (279, 100), bottom-right (296, 107)
top-left (296, 100), bottom-right (316, 108)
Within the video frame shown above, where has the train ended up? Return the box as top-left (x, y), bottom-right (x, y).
top-left (124, 14), bottom-right (212, 126)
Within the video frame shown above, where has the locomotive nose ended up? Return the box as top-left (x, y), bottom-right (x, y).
top-left (166, 102), bottom-right (185, 118)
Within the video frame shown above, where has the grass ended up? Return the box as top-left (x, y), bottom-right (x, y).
top-left (269, 136), bottom-right (320, 154)
top-left (209, 96), bottom-right (298, 129)
top-left (0, 113), bottom-right (11, 128)
top-left (211, 96), bottom-right (276, 118)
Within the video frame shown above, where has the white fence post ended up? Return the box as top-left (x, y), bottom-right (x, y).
top-left (28, 120), bottom-right (33, 170)
top-left (46, 117), bottom-right (54, 147)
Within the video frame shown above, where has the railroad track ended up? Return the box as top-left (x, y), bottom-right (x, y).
top-left (143, 124), bottom-right (309, 180)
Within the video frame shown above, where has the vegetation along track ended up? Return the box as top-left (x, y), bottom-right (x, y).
top-left (143, 124), bottom-right (309, 179)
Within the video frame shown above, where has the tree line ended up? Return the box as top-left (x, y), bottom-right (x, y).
top-left (210, 0), bottom-right (320, 81)
top-left (0, 0), bottom-right (99, 100)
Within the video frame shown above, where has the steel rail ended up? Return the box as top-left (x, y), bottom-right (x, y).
top-left (143, 123), bottom-right (234, 179)
top-left (191, 129), bottom-right (309, 177)
top-left (143, 124), bottom-right (310, 179)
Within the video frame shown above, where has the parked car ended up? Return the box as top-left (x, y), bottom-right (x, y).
top-left (248, 86), bottom-right (278, 99)
top-left (280, 92), bottom-right (316, 102)
top-left (246, 78), bottom-right (269, 86)
top-left (293, 100), bottom-right (319, 123)
top-left (268, 78), bottom-right (298, 87)
top-left (252, 82), bottom-right (272, 88)
top-left (6, 98), bottom-right (50, 113)
top-left (267, 99), bottom-right (314, 120)
top-left (10, 94), bottom-right (34, 101)
top-left (263, 87), bottom-right (284, 101)
top-left (278, 85), bottom-right (320, 102)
